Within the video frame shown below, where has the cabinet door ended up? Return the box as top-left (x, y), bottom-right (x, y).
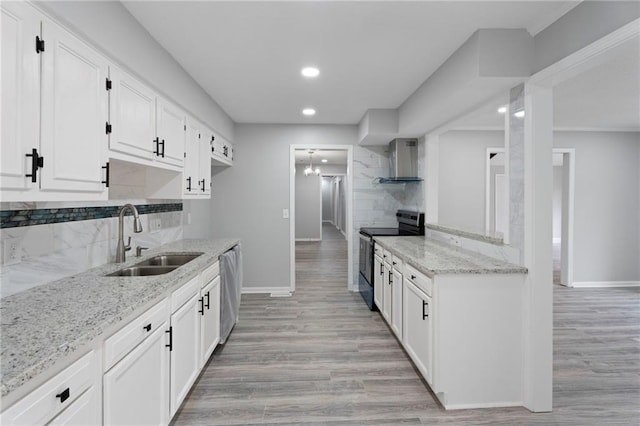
top-left (382, 263), bottom-right (392, 324)
top-left (156, 98), bottom-right (185, 168)
top-left (0, 1), bottom-right (41, 195)
top-left (49, 386), bottom-right (100, 426)
top-left (109, 66), bottom-right (156, 160)
top-left (403, 279), bottom-right (432, 385)
top-left (373, 255), bottom-right (384, 311)
top-left (39, 18), bottom-right (108, 195)
top-left (103, 322), bottom-right (170, 426)
top-left (391, 268), bottom-right (403, 340)
top-left (183, 119), bottom-right (199, 195)
top-left (200, 276), bottom-right (221, 367)
top-left (170, 293), bottom-right (201, 417)
top-left (198, 130), bottom-right (212, 196)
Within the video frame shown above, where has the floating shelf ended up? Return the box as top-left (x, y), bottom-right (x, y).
top-left (373, 177), bottom-right (424, 184)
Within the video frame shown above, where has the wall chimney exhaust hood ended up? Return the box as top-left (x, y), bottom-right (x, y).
top-left (375, 138), bottom-right (423, 184)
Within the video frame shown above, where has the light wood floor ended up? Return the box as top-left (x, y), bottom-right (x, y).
top-left (171, 239), bottom-right (640, 425)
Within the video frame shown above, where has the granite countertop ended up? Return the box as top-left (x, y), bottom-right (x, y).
top-left (374, 236), bottom-right (527, 277)
top-left (0, 238), bottom-right (239, 398)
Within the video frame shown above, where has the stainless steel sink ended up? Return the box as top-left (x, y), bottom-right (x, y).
top-left (135, 253), bottom-right (203, 267)
top-left (106, 265), bottom-right (178, 277)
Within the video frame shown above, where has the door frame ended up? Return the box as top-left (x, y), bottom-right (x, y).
top-left (553, 148), bottom-right (575, 287)
top-left (485, 147), bottom-right (507, 239)
top-left (289, 145), bottom-right (354, 293)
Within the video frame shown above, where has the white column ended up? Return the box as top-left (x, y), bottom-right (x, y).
top-left (425, 134), bottom-right (439, 224)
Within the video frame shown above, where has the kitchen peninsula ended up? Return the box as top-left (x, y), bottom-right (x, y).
top-left (373, 236), bottom-right (527, 409)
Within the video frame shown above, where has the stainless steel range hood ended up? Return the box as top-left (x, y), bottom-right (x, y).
top-left (376, 138), bottom-right (423, 183)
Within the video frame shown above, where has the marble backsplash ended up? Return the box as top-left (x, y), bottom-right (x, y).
top-left (0, 200), bottom-right (184, 298)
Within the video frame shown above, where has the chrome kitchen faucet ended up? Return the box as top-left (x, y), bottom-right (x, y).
top-left (115, 204), bottom-right (143, 263)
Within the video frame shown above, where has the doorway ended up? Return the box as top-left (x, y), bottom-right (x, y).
top-left (289, 145), bottom-right (353, 293)
top-left (551, 149), bottom-right (575, 287)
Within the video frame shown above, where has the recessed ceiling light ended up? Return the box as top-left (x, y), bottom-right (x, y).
top-left (321, 159), bottom-right (328, 163)
top-left (302, 108), bottom-right (316, 116)
top-left (497, 106), bottom-right (507, 114)
top-left (514, 110), bottom-right (525, 118)
top-left (301, 67), bottom-right (319, 78)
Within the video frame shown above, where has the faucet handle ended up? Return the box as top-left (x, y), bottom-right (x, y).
top-left (136, 246), bottom-right (149, 257)
top-left (124, 236), bottom-right (132, 252)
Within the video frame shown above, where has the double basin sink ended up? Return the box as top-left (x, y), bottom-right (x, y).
top-left (107, 253), bottom-right (203, 277)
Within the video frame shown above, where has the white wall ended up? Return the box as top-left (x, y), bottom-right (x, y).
top-left (322, 178), bottom-right (333, 222)
top-left (35, 0), bottom-right (234, 140)
top-left (554, 131), bottom-right (640, 283)
top-left (552, 166), bottom-right (563, 241)
top-left (206, 124), bottom-right (357, 291)
top-left (295, 174), bottom-right (321, 240)
top-left (437, 130), bottom-right (504, 235)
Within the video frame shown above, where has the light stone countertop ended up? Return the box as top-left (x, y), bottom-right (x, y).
top-left (374, 236), bottom-right (528, 277)
top-left (0, 238), bottom-right (239, 398)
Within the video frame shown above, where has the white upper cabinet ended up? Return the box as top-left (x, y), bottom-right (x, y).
top-left (0, 1), bottom-right (41, 195)
top-left (40, 17), bottom-right (109, 195)
top-left (108, 66), bottom-right (156, 161)
top-left (156, 97), bottom-right (185, 168)
top-left (211, 132), bottom-right (233, 166)
top-left (184, 118), bottom-right (211, 198)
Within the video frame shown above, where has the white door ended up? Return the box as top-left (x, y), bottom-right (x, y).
top-left (403, 279), bottom-right (433, 385)
top-left (40, 18), bottom-right (108, 195)
top-left (382, 263), bottom-right (392, 324)
top-left (103, 323), bottom-right (170, 426)
top-left (391, 268), bottom-right (403, 339)
top-left (156, 98), bottom-right (185, 168)
top-left (109, 66), bottom-right (156, 160)
top-left (200, 276), bottom-right (221, 367)
top-left (49, 386), bottom-right (100, 426)
top-left (170, 293), bottom-right (201, 416)
top-left (0, 2), bottom-right (41, 195)
top-left (495, 173), bottom-right (507, 237)
top-left (184, 119), bottom-right (200, 195)
top-left (373, 255), bottom-right (384, 311)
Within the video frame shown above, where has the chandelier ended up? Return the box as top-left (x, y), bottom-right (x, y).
top-left (304, 151), bottom-right (321, 176)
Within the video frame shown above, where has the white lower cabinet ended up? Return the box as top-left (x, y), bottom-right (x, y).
top-left (169, 291), bottom-right (201, 417)
top-left (49, 386), bottom-right (100, 426)
top-left (103, 322), bottom-right (171, 426)
top-left (390, 267), bottom-right (403, 339)
top-left (403, 277), bottom-right (433, 385)
top-left (382, 261), bottom-right (392, 323)
top-left (200, 275), bottom-right (221, 367)
top-left (0, 351), bottom-right (99, 426)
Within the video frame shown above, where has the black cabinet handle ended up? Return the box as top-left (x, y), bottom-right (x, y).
top-left (56, 388), bottom-right (70, 403)
top-left (199, 297), bottom-right (204, 315)
top-left (422, 300), bottom-right (429, 320)
top-left (160, 139), bottom-right (165, 158)
top-left (25, 148), bottom-right (43, 183)
top-left (379, 263), bottom-right (384, 275)
top-left (165, 326), bottom-right (173, 351)
top-left (143, 323), bottom-right (151, 332)
top-left (199, 179), bottom-right (206, 192)
top-left (392, 261), bottom-right (397, 266)
top-left (186, 176), bottom-right (192, 192)
top-left (205, 291), bottom-right (210, 309)
top-left (153, 137), bottom-right (160, 156)
top-left (411, 275), bottom-right (416, 280)
top-left (388, 271), bottom-right (392, 284)
top-left (102, 162), bottom-right (109, 187)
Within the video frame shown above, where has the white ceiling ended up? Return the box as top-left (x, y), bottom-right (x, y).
top-left (123, 1), bottom-right (578, 125)
top-left (448, 34), bottom-right (640, 132)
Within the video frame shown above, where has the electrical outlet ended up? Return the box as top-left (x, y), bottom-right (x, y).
top-left (155, 217), bottom-right (162, 230)
top-left (3, 237), bottom-right (22, 265)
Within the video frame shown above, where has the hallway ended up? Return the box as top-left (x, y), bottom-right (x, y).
top-left (171, 240), bottom-right (640, 425)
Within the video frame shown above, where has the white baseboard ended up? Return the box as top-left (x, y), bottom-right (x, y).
top-left (442, 400), bottom-right (523, 410)
top-left (571, 281), bottom-right (640, 288)
top-left (242, 286), bottom-right (292, 294)
top-left (295, 238), bottom-right (321, 242)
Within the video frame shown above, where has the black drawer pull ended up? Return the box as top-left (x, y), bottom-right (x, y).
top-left (422, 300), bottom-right (429, 320)
top-left (56, 388), bottom-right (70, 403)
top-left (411, 275), bottom-right (416, 280)
top-left (165, 327), bottom-right (173, 351)
top-left (143, 323), bottom-right (151, 332)
top-left (392, 261), bottom-right (397, 266)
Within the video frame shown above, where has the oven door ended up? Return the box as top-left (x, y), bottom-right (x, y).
top-left (359, 233), bottom-right (373, 284)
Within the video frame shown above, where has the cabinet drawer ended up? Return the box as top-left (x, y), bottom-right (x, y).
top-left (405, 263), bottom-right (433, 296)
top-left (201, 261), bottom-right (219, 286)
top-left (373, 244), bottom-right (383, 256)
top-left (0, 351), bottom-right (96, 426)
top-left (104, 298), bottom-right (169, 371)
top-left (391, 255), bottom-right (404, 274)
top-left (382, 248), bottom-right (392, 264)
top-left (171, 275), bottom-right (200, 313)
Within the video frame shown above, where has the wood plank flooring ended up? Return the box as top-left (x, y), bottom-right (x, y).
top-left (171, 239), bottom-right (640, 425)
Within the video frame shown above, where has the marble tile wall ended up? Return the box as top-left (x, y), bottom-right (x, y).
top-left (509, 84), bottom-right (526, 264)
top-left (351, 141), bottom-right (425, 286)
top-left (0, 201), bottom-right (184, 298)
